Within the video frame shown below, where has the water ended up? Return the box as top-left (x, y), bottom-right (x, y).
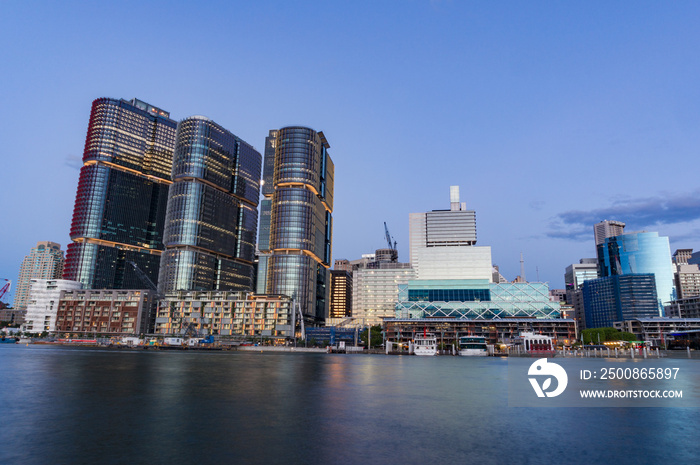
top-left (1, 345), bottom-right (698, 464)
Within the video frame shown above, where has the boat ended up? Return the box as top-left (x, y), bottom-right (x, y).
top-left (458, 336), bottom-right (488, 356)
top-left (413, 330), bottom-right (437, 356)
top-left (515, 332), bottom-right (556, 356)
top-left (0, 336), bottom-right (19, 344)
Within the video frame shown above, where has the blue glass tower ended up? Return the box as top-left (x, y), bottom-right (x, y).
top-left (582, 274), bottom-right (659, 328)
top-left (597, 231), bottom-right (676, 314)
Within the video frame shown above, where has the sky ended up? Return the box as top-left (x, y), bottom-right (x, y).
top-left (2, 0), bottom-right (700, 303)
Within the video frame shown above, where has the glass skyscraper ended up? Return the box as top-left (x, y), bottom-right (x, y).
top-left (582, 274), bottom-right (659, 328)
top-left (158, 116), bottom-right (261, 292)
top-left (597, 231), bottom-right (676, 314)
top-left (64, 98), bottom-right (177, 289)
top-left (259, 127), bottom-right (334, 325)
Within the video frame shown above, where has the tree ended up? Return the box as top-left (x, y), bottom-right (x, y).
top-left (360, 325), bottom-right (383, 347)
top-left (582, 327), bottom-right (636, 344)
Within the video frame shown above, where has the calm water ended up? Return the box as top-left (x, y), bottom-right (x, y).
top-left (1, 345), bottom-right (698, 464)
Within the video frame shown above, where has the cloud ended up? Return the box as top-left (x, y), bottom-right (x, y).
top-left (547, 191), bottom-right (700, 241)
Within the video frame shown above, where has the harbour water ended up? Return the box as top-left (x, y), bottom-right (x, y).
top-left (1, 345), bottom-right (699, 464)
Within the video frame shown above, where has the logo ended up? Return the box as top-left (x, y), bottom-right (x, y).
top-left (528, 358), bottom-right (568, 398)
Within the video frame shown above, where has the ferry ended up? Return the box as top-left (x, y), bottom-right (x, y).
top-left (413, 331), bottom-right (437, 356)
top-left (458, 336), bottom-right (488, 356)
top-left (516, 332), bottom-right (556, 356)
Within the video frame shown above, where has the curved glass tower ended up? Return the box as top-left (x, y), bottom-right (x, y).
top-left (158, 116), bottom-right (261, 292)
top-left (262, 127), bottom-right (334, 324)
top-left (64, 98), bottom-right (177, 289)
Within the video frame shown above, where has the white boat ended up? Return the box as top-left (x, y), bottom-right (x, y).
top-left (458, 336), bottom-right (488, 356)
top-left (413, 332), bottom-right (437, 356)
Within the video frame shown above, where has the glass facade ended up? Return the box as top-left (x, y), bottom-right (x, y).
top-left (158, 116), bottom-right (261, 293)
top-left (261, 127), bottom-right (334, 324)
top-left (64, 98), bottom-right (177, 289)
top-left (396, 280), bottom-right (561, 319)
top-left (582, 274), bottom-right (659, 328)
top-left (597, 231), bottom-right (676, 313)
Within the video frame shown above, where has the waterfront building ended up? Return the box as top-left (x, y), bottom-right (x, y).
top-left (597, 231), bottom-right (676, 313)
top-left (385, 318), bottom-right (577, 347)
top-left (352, 262), bottom-right (416, 326)
top-left (614, 317), bottom-right (700, 344)
top-left (158, 116), bottom-right (261, 293)
top-left (329, 270), bottom-right (353, 319)
top-left (155, 291), bottom-right (292, 339)
top-left (55, 289), bottom-right (158, 336)
top-left (666, 296), bottom-right (700, 319)
top-left (14, 241), bottom-right (65, 312)
top-left (64, 98), bottom-right (177, 289)
top-left (594, 220), bottom-right (625, 246)
top-left (21, 279), bottom-right (82, 333)
top-left (395, 279), bottom-right (561, 319)
top-left (258, 127), bottom-right (334, 325)
top-left (674, 263), bottom-right (700, 299)
top-left (582, 274), bottom-right (659, 328)
top-left (409, 186), bottom-right (492, 281)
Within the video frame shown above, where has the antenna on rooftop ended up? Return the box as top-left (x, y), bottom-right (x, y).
top-left (520, 253), bottom-right (526, 282)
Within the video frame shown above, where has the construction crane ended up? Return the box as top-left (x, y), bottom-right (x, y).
top-left (383, 222), bottom-right (397, 251)
top-left (127, 261), bottom-right (162, 298)
top-left (0, 280), bottom-right (11, 302)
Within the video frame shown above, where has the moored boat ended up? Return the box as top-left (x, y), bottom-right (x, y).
top-left (414, 330), bottom-right (437, 356)
top-left (458, 336), bottom-right (488, 356)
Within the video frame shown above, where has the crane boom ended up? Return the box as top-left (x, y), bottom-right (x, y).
top-left (0, 280), bottom-right (11, 301)
top-left (383, 222), bottom-right (397, 250)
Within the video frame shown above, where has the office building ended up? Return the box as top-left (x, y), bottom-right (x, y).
top-left (14, 241), bottom-right (65, 311)
top-left (564, 258), bottom-right (598, 330)
top-left (158, 116), bottom-right (261, 293)
top-left (672, 248), bottom-right (693, 265)
top-left (329, 270), bottom-right (353, 319)
top-left (352, 261), bottom-right (416, 326)
top-left (597, 231), bottom-right (676, 313)
top-left (594, 220), bottom-right (625, 246)
top-left (259, 127), bottom-right (334, 325)
top-left (22, 279), bottom-right (82, 333)
top-left (582, 274), bottom-right (659, 328)
top-left (55, 289), bottom-right (158, 336)
top-left (409, 186), bottom-right (492, 281)
top-left (64, 98), bottom-right (177, 289)
top-left (155, 291), bottom-right (292, 339)
top-left (674, 264), bottom-right (700, 299)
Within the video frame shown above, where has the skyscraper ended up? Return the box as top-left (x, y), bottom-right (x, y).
top-left (582, 274), bottom-right (659, 328)
top-left (64, 98), bottom-right (177, 289)
top-left (158, 116), bottom-right (261, 292)
top-left (14, 241), bottom-right (65, 311)
top-left (409, 186), bottom-right (492, 280)
top-left (259, 127), bottom-right (334, 324)
top-left (594, 220), bottom-right (625, 246)
top-left (597, 231), bottom-right (676, 314)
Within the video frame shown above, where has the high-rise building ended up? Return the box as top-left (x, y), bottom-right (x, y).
top-left (594, 220), bottom-right (625, 246)
top-left (582, 274), bottom-right (659, 328)
top-left (353, 262), bottom-right (416, 326)
top-left (158, 116), bottom-right (261, 293)
top-left (259, 127), bottom-right (334, 325)
top-left (674, 264), bottom-right (700, 299)
top-left (672, 248), bottom-right (693, 265)
top-left (564, 258), bottom-right (598, 292)
top-left (329, 270), bottom-right (353, 319)
top-left (597, 231), bottom-right (676, 314)
top-left (64, 98), bottom-right (177, 290)
top-left (14, 241), bottom-right (65, 311)
top-left (409, 186), bottom-right (492, 281)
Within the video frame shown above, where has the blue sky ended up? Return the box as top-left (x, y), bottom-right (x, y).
top-left (2, 0), bottom-right (700, 303)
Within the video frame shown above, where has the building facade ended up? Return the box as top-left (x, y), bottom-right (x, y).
top-left (14, 241), bottom-right (65, 311)
top-left (155, 291), bottom-right (292, 339)
top-left (564, 258), bottom-right (598, 330)
top-left (597, 231), bottom-right (676, 313)
top-left (64, 98), bottom-right (177, 290)
top-left (158, 116), bottom-right (261, 293)
top-left (22, 279), bottom-right (82, 333)
top-left (259, 127), bottom-right (334, 325)
top-left (55, 289), bottom-right (157, 336)
top-left (352, 263), bottom-right (416, 326)
top-left (674, 264), bottom-right (700, 299)
top-left (582, 274), bottom-right (659, 328)
top-left (594, 220), bottom-right (625, 246)
top-left (329, 270), bottom-right (353, 319)
top-left (395, 280), bottom-right (561, 320)
top-left (409, 186), bottom-right (492, 281)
